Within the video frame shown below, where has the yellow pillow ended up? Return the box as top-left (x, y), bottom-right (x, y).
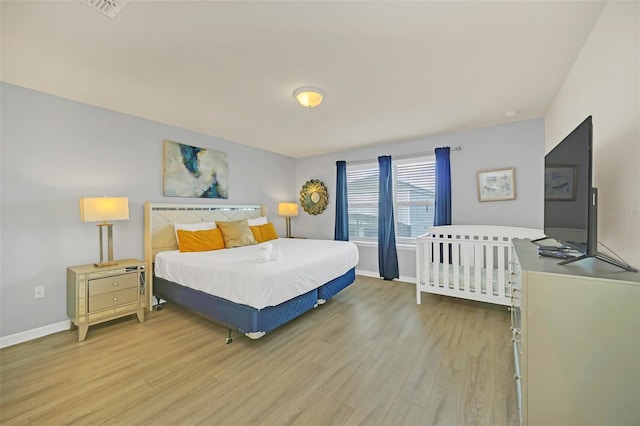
top-left (250, 223), bottom-right (278, 243)
top-left (216, 219), bottom-right (257, 248)
top-left (176, 229), bottom-right (225, 253)
top-left (250, 226), bottom-right (263, 243)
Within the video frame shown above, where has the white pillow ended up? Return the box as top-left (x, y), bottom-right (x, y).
top-left (247, 216), bottom-right (268, 226)
top-left (173, 222), bottom-right (217, 241)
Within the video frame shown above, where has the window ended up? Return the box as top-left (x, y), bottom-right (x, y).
top-left (347, 164), bottom-right (379, 240)
top-left (347, 156), bottom-right (436, 244)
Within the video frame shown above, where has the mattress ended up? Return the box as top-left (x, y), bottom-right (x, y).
top-left (154, 238), bottom-right (359, 310)
top-left (422, 264), bottom-right (508, 295)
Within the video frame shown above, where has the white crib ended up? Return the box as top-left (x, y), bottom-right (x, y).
top-left (416, 225), bottom-right (544, 306)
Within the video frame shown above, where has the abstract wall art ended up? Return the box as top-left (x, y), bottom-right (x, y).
top-left (163, 140), bottom-right (229, 199)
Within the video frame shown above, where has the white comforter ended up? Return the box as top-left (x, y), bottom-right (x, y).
top-left (154, 238), bottom-right (359, 310)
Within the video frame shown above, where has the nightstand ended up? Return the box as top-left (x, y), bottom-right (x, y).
top-left (67, 259), bottom-right (145, 342)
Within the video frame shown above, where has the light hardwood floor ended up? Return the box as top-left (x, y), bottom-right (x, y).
top-left (1, 276), bottom-right (518, 425)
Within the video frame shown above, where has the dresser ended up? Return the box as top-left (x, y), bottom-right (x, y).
top-left (510, 239), bottom-right (640, 426)
top-left (67, 259), bottom-right (146, 341)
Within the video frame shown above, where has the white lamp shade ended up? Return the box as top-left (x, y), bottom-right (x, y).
top-left (278, 202), bottom-right (299, 217)
top-left (80, 197), bottom-right (130, 222)
top-left (293, 87), bottom-right (324, 108)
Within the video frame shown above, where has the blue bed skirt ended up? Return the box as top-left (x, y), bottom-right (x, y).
top-left (153, 268), bottom-right (356, 337)
top-left (319, 268), bottom-right (355, 301)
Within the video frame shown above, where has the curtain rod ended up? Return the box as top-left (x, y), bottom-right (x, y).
top-left (346, 145), bottom-right (462, 166)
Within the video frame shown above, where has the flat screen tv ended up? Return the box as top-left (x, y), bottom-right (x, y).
top-left (543, 116), bottom-right (635, 271)
top-left (543, 116), bottom-right (596, 256)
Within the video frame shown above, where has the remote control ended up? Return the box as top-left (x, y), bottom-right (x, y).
top-left (536, 245), bottom-right (569, 251)
top-left (537, 249), bottom-right (575, 259)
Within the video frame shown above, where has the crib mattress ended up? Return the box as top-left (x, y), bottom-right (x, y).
top-left (422, 264), bottom-right (509, 295)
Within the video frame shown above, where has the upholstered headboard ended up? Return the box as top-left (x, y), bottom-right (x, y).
top-left (143, 202), bottom-right (266, 310)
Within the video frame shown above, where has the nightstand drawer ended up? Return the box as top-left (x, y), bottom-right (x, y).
top-left (89, 287), bottom-right (138, 312)
top-left (89, 272), bottom-right (138, 296)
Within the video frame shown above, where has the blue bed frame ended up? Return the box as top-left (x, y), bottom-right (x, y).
top-left (153, 268), bottom-right (356, 342)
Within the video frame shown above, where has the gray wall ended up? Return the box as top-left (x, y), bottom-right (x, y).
top-left (0, 82), bottom-right (545, 339)
top-left (0, 83), bottom-right (296, 337)
top-left (294, 118), bottom-right (545, 279)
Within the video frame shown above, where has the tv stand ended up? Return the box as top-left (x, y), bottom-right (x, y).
top-left (558, 251), bottom-right (637, 272)
top-left (511, 239), bottom-right (640, 425)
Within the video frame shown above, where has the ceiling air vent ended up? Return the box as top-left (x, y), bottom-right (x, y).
top-left (80, 0), bottom-right (129, 18)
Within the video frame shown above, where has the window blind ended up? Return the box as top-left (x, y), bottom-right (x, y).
top-left (346, 156), bottom-right (436, 243)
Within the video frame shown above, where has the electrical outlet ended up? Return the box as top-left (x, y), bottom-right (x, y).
top-left (34, 286), bottom-right (45, 299)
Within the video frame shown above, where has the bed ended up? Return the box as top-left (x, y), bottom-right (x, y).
top-left (144, 202), bottom-right (359, 342)
top-left (416, 225), bottom-right (544, 306)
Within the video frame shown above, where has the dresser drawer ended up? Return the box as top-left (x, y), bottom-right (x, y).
top-left (89, 272), bottom-right (138, 296)
top-left (89, 287), bottom-right (138, 312)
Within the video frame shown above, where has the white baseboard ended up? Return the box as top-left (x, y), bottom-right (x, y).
top-left (1, 320), bottom-right (71, 349)
top-left (356, 269), bottom-right (416, 284)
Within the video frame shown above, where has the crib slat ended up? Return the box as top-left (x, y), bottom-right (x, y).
top-left (498, 245), bottom-right (506, 299)
top-left (443, 241), bottom-right (450, 289)
top-left (452, 242), bottom-right (460, 292)
top-left (416, 238), bottom-right (423, 303)
top-left (423, 240), bottom-right (431, 287)
top-left (474, 243), bottom-right (482, 293)
top-left (486, 243), bottom-right (494, 296)
top-left (463, 243), bottom-right (471, 294)
top-left (433, 241), bottom-right (440, 288)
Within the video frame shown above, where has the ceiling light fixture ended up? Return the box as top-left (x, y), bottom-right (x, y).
top-left (293, 86), bottom-right (325, 108)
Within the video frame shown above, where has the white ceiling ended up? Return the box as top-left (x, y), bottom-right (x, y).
top-left (1, 1), bottom-right (606, 158)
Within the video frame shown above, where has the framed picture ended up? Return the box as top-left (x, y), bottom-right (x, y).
top-left (163, 140), bottom-right (229, 199)
top-left (545, 166), bottom-right (577, 200)
top-left (477, 167), bottom-right (516, 202)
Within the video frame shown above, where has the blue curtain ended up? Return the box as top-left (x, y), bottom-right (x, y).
top-left (434, 147), bottom-right (452, 226)
top-left (334, 161), bottom-right (349, 241)
top-left (378, 156), bottom-right (399, 280)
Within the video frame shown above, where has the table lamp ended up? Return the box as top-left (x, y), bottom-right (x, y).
top-left (80, 197), bottom-right (130, 267)
top-left (278, 202), bottom-right (299, 238)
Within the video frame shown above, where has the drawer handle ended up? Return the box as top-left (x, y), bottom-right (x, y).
top-left (112, 282), bottom-right (118, 286)
top-left (113, 297), bottom-right (118, 302)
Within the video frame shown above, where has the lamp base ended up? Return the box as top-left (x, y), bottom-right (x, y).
top-left (285, 217), bottom-right (292, 238)
top-left (96, 223), bottom-right (118, 268)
